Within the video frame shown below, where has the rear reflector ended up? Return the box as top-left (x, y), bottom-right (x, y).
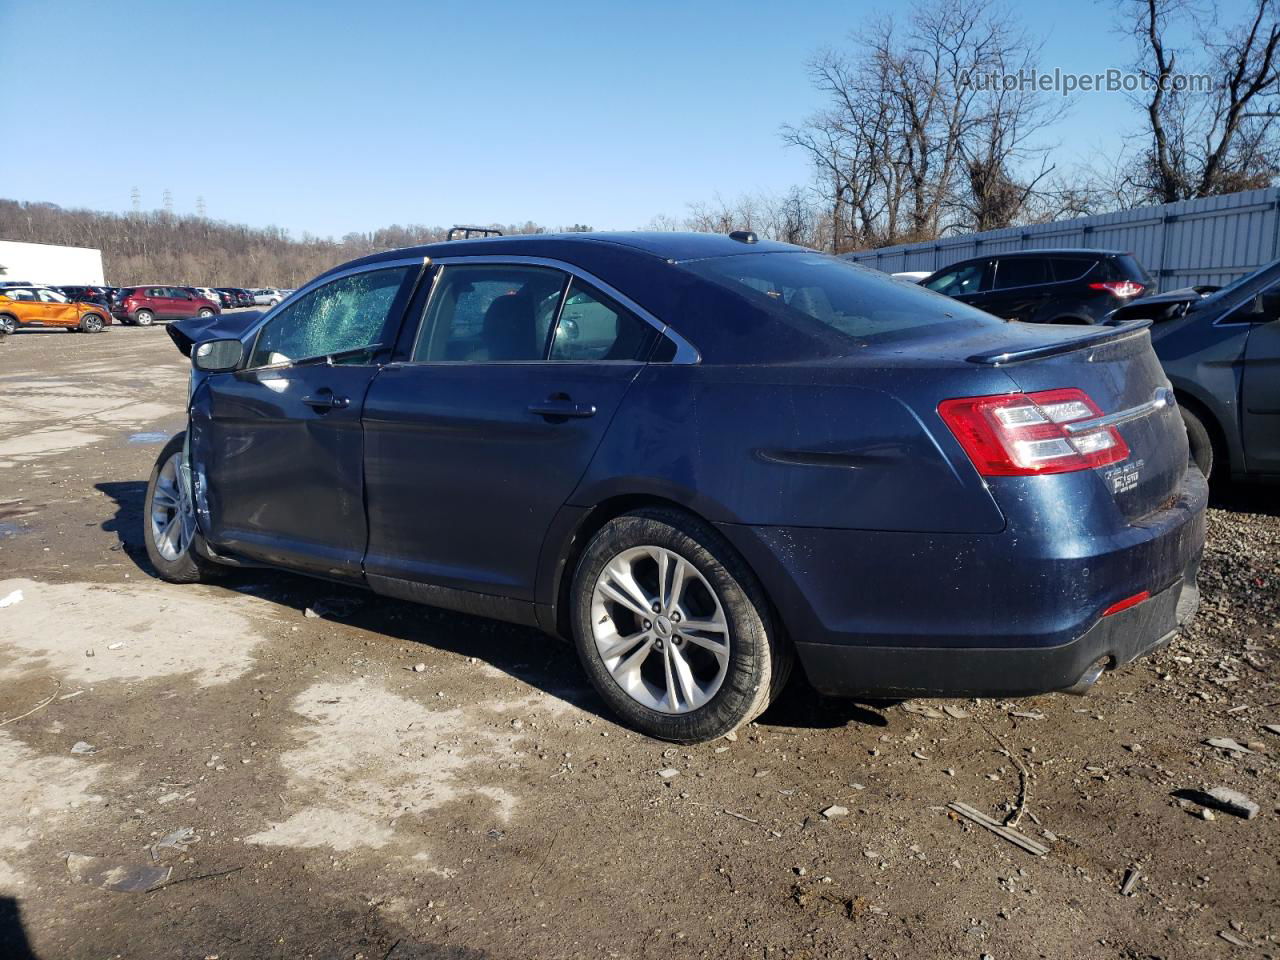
top-left (1102, 590), bottom-right (1150, 617)
top-left (938, 388), bottom-right (1130, 476)
top-left (1088, 280), bottom-right (1145, 298)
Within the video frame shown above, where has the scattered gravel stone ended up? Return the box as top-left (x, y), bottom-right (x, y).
top-left (821, 805), bottom-right (849, 819)
top-left (658, 768), bottom-right (680, 780)
top-left (412, 663), bottom-right (426, 673)
top-left (1204, 787), bottom-right (1260, 819)
top-left (1205, 737), bottom-right (1253, 754)
top-left (70, 741), bottom-right (95, 755)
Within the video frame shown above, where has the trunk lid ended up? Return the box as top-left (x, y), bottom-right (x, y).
top-left (983, 322), bottom-right (1187, 521)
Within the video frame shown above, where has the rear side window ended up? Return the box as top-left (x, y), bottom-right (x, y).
top-left (414, 264), bottom-right (567, 362)
top-left (1048, 258), bottom-right (1093, 282)
top-left (993, 258), bottom-right (1048, 289)
top-left (924, 260), bottom-right (986, 296)
top-left (249, 266), bottom-right (414, 367)
top-left (1108, 254), bottom-right (1153, 285)
top-left (549, 279), bottom-right (657, 361)
top-left (685, 253), bottom-right (1003, 344)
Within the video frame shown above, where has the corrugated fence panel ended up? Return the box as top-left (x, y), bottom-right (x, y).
top-left (845, 187), bottom-right (1280, 288)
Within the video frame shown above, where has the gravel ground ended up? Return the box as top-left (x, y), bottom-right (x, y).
top-left (0, 324), bottom-right (1276, 960)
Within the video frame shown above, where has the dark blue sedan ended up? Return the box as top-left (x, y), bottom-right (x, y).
top-left (144, 232), bottom-right (1206, 743)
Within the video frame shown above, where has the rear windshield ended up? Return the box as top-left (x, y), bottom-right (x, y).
top-left (682, 252), bottom-right (1002, 344)
top-left (1111, 254), bottom-right (1153, 284)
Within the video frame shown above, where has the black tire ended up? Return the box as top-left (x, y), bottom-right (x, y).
top-left (0, 314), bottom-right (17, 336)
top-left (197, 307), bottom-right (215, 318)
top-left (79, 313), bottom-right (105, 333)
top-left (134, 309), bottom-right (155, 326)
top-left (143, 432), bottom-right (220, 583)
top-left (1180, 406), bottom-right (1217, 481)
top-left (570, 507), bottom-right (792, 743)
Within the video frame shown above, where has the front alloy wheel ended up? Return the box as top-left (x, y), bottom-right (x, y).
top-left (198, 307), bottom-right (214, 318)
top-left (572, 508), bottom-right (791, 743)
top-left (79, 314), bottom-right (104, 333)
top-left (143, 432), bottom-right (217, 583)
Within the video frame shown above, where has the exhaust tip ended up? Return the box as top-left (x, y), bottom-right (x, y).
top-left (1063, 657), bottom-right (1110, 696)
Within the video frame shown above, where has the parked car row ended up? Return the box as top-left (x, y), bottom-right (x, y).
top-left (0, 282), bottom-right (293, 320)
top-left (897, 246), bottom-right (1278, 484)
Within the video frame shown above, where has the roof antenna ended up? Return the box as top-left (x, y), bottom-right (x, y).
top-left (728, 230), bottom-right (758, 244)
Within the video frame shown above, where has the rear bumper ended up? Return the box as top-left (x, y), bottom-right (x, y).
top-left (796, 572), bottom-right (1198, 698)
top-left (717, 466), bottom-right (1207, 699)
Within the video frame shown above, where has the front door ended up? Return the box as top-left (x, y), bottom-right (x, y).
top-left (189, 262), bottom-right (420, 578)
top-left (362, 262), bottom-right (661, 601)
top-left (35, 288), bottom-right (79, 326)
top-left (1243, 316), bottom-right (1280, 473)
top-left (983, 257), bottom-right (1051, 322)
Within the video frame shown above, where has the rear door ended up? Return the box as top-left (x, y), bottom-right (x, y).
top-left (1243, 315), bottom-right (1280, 473)
top-left (984, 257), bottom-right (1052, 322)
top-left (362, 260), bottom-right (661, 601)
top-left (189, 261), bottom-right (421, 577)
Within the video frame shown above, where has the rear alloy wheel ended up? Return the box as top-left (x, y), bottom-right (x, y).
top-left (134, 309), bottom-right (155, 326)
top-left (79, 313), bottom-right (104, 333)
top-left (197, 307), bottom-right (215, 318)
top-left (143, 432), bottom-right (218, 583)
top-left (571, 508), bottom-right (791, 743)
top-left (0, 314), bottom-right (17, 335)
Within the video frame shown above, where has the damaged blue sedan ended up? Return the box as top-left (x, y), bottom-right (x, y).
top-left (145, 231), bottom-right (1206, 743)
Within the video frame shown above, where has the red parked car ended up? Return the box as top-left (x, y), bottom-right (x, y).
top-left (112, 286), bottom-right (220, 326)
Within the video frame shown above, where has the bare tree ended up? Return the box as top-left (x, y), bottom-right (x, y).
top-left (782, 0), bottom-right (1058, 250)
top-left (1121, 0), bottom-right (1280, 201)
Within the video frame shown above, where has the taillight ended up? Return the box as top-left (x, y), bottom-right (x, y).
top-left (938, 388), bottom-right (1130, 476)
top-left (1088, 280), bottom-right (1144, 298)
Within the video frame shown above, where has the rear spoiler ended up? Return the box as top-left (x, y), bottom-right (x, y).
top-left (966, 319), bottom-right (1152, 366)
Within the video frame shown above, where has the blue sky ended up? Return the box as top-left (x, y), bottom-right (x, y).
top-left (0, 0), bottom-right (1246, 237)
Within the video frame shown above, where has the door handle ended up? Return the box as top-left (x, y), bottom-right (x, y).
top-left (302, 391), bottom-right (350, 411)
top-left (528, 397), bottom-right (597, 419)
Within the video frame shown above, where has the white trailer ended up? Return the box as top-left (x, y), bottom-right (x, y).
top-left (0, 239), bottom-right (106, 286)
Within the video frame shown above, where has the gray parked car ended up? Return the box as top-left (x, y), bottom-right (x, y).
top-left (1110, 260), bottom-right (1280, 482)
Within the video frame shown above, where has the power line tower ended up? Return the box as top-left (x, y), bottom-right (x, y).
top-left (162, 189), bottom-right (173, 215)
top-left (131, 186), bottom-right (141, 213)
top-left (196, 195), bottom-right (207, 218)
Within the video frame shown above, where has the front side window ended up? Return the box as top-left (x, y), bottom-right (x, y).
top-left (249, 266), bottom-right (413, 367)
top-left (924, 261), bottom-right (986, 296)
top-left (37, 288), bottom-right (69, 303)
top-left (549, 279), bottom-right (657, 361)
top-left (414, 264), bottom-right (567, 362)
top-left (993, 258), bottom-right (1048, 289)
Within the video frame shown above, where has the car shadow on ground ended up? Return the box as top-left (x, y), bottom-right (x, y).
top-left (0, 897), bottom-right (38, 960)
top-left (1211, 480), bottom-right (1279, 517)
top-left (95, 479), bottom-right (890, 733)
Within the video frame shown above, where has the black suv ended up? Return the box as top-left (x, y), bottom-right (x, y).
top-left (919, 249), bottom-right (1155, 324)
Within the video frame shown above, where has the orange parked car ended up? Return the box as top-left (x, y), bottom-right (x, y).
top-left (0, 286), bottom-right (113, 335)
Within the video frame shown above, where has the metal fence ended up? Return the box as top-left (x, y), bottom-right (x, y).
top-left (841, 187), bottom-right (1280, 288)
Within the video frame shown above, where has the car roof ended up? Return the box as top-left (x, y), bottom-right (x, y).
top-left (330, 231), bottom-right (804, 276)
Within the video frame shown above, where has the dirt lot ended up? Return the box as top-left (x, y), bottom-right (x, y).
top-left (0, 323), bottom-right (1277, 960)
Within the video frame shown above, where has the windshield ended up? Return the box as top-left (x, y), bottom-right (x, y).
top-left (683, 252), bottom-right (1002, 344)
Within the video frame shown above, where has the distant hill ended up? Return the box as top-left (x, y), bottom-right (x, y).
top-left (0, 199), bottom-right (552, 287)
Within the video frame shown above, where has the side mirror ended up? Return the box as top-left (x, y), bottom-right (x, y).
top-left (192, 338), bottom-right (244, 372)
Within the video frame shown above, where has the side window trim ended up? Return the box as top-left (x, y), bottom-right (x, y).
top-left (407, 254), bottom-right (699, 364)
top-left (236, 256), bottom-right (430, 370)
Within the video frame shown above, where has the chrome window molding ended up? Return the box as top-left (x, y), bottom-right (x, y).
top-left (412, 254), bottom-right (701, 364)
top-left (239, 256), bottom-right (431, 371)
